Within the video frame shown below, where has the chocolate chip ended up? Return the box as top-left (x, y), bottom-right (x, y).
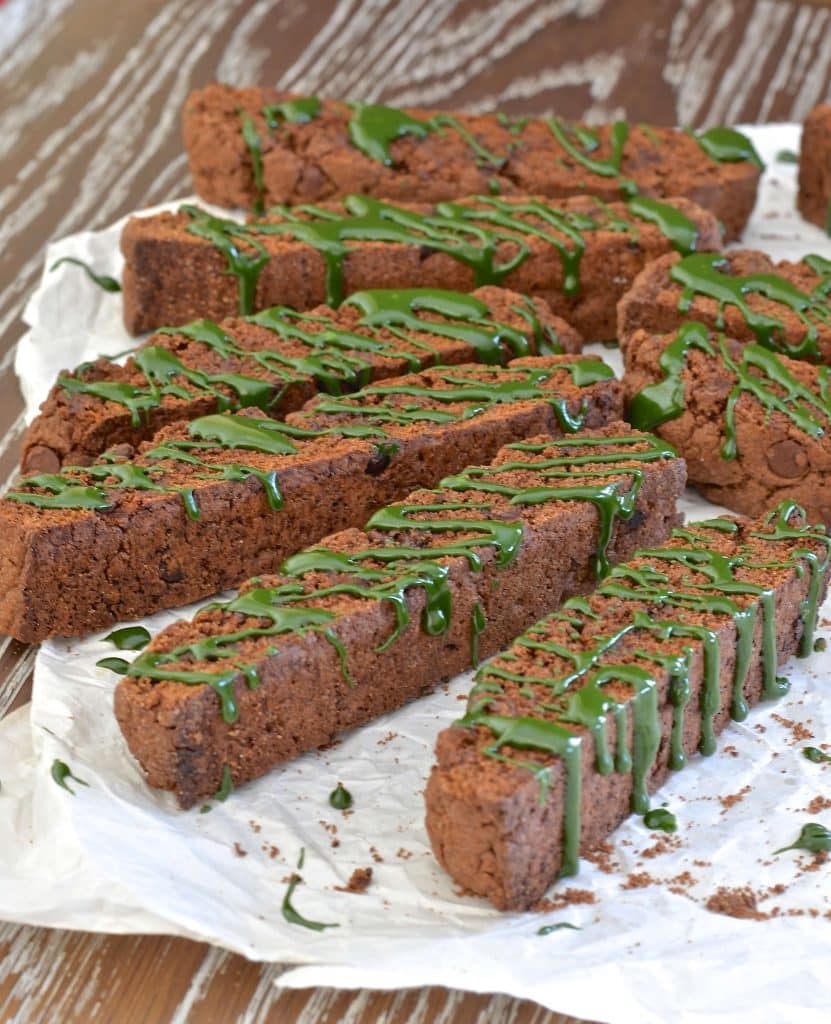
top-left (766, 439), bottom-right (809, 480)
top-left (365, 451), bottom-right (391, 476)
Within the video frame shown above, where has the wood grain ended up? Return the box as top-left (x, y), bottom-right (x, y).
top-left (1, 0), bottom-right (830, 1020)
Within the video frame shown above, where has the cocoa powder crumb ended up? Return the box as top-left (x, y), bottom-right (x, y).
top-left (233, 842), bottom-right (248, 858)
top-left (370, 845), bottom-right (384, 863)
top-left (622, 871), bottom-right (656, 890)
top-left (248, 820), bottom-right (262, 834)
top-left (532, 888), bottom-right (596, 912)
top-left (705, 886), bottom-right (768, 920)
top-left (335, 867), bottom-right (373, 894)
top-left (719, 785), bottom-right (751, 811)
top-left (771, 713), bottom-right (813, 743)
top-left (805, 795), bottom-right (831, 815)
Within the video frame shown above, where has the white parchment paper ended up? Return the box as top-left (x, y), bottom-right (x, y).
top-left (2, 125), bottom-right (831, 1024)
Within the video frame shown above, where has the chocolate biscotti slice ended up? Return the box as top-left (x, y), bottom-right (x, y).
top-left (182, 84), bottom-right (761, 239)
top-left (617, 250), bottom-right (831, 362)
top-left (1, 356), bottom-right (622, 643)
top-left (23, 285), bottom-right (575, 474)
top-left (121, 194), bottom-right (721, 336)
top-left (114, 425), bottom-right (686, 808)
top-left (798, 104), bottom-right (831, 230)
top-left (623, 321), bottom-right (831, 526)
top-left (425, 503), bottom-right (829, 910)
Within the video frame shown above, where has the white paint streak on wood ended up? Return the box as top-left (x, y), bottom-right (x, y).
top-left (665, 0), bottom-right (735, 125)
top-left (168, 946), bottom-right (231, 1024)
top-left (757, 5), bottom-right (811, 121)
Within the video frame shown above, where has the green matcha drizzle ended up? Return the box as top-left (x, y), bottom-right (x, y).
top-left (126, 434), bottom-right (673, 726)
top-left (803, 746), bottom-right (831, 764)
top-left (282, 847), bottom-right (339, 931)
top-left (50, 759), bottom-right (88, 795)
top-left (669, 253), bottom-right (831, 360)
top-left (243, 192), bottom-right (698, 307)
top-left (774, 822), bottom-right (831, 855)
top-left (104, 626), bottom-right (151, 651)
top-left (460, 501), bottom-right (828, 877)
top-left (329, 783), bottom-right (353, 810)
top-left (49, 256), bottom-right (121, 292)
top-left (628, 321), bottom-right (831, 459)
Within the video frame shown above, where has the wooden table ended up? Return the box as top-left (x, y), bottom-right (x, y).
top-left (1, 0), bottom-right (830, 1020)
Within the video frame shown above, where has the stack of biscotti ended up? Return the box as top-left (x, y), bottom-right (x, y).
top-left (425, 503), bottom-right (830, 910)
top-left (798, 104), bottom-right (831, 230)
top-left (182, 84), bottom-right (761, 238)
top-left (121, 194), bottom-right (722, 335)
top-left (617, 249), bottom-right (831, 523)
top-left (23, 285), bottom-right (574, 473)
top-left (0, 355), bottom-right (623, 643)
top-left (113, 424), bottom-right (685, 808)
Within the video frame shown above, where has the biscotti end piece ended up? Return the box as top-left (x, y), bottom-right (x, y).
top-left (181, 84), bottom-right (761, 240)
top-left (623, 322), bottom-right (831, 526)
top-left (425, 503), bottom-right (829, 910)
top-left (114, 424), bottom-right (685, 808)
top-left (617, 249), bottom-right (831, 363)
top-left (798, 104), bottom-right (831, 231)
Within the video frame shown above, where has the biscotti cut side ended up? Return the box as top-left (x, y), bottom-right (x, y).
top-left (623, 321), bottom-right (831, 526)
top-left (120, 194), bottom-right (721, 335)
top-left (617, 250), bottom-right (831, 362)
top-left (1, 355), bottom-right (622, 643)
top-left (798, 104), bottom-right (831, 230)
top-left (182, 84), bottom-right (760, 238)
top-left (23, 285), bottom-right (574, 474)
top-left (425, 503), bottom-right (829, 910)
top-left (114, 425), bottom-right (686, 808)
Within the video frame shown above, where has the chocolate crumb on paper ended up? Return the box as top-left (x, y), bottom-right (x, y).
top-left (335, 867), bottom-right (373, 894)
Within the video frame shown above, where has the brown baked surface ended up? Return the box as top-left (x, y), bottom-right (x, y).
top-left (120, 194), bottom-right (721, 336)
top-left (1, 355), bottom-right (622, 643)
top-left (425, 505), bottom-right (829, 910)
top-left (798, 104), bottom-right (831, 229)
top-left (22, 285), bottom-right (575, 474)
top-left (114, 424), bottom-right (686, 809)
top-left (622, 323), bottom-right (831, 526)
top-left (182, 84), bottom-right (759, 239)
top-left (617, 250), bottom-right (831, 363)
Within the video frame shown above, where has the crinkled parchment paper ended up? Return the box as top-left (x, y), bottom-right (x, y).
top-left (2, 125), bottom-right (830, 1024)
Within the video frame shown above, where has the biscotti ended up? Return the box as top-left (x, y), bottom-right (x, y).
top-left (1, 356), bottom-right (622, 643)
top-left (798, 104), bottom-right (831, 230)
top-left (623, 321), bottom-right (831, 526)
top-left (121, 194), bottom-right (721, 336)
top-left (182, 84), bottom-right (761, 239)
top-left (617, 250), bottom-right (831, 362)
top-left (23, 285), bottom-right (575, 474)
top-left (425, 503), bottom-right (829, 910)
top-left (114, 425), bottom-right (686, 808)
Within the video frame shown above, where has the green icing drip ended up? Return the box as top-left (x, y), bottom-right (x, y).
top-left (263, 96), bottom-right (320, 128)
top-left (282, 848), bottom-right (339, 931)
top-left (181, 205), bottom-right (269, 315)
top-left (643, 807), bottom-right (677, 832)
top-left (804, 746), bottom-right (831, 764)
top-left (96, 657), bottom-right (129, 674)
top-left (669, 254), bottom-right (831, 360)
top-left (238, 110), bottom-right (265, 215)
top-left (461, 500), bottom-right (828, 877)
top-left (626, 196), bottom-right (699, 256)
top-left (329, 783), bottom-right (353, 810)
top-left (348, 102), bottom-right (433, 164)
top-left (49, 256), bottom-right (121, 292)
top-left (547, 118), bottom-right (637, 196)
top-left (773, 822), bottom-right (831, 855)
top-left (50, 759), bottom-right (88, 795)
top-left (104, 626), bottom-right (151, 651)
top-left (694, 127), bottom-right (763, 170)
top-left (471, 601), bottom-right (486, 664)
